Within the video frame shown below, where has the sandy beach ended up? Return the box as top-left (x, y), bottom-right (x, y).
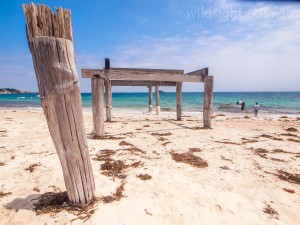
top-left (0, 108), bottom-right (300, 225)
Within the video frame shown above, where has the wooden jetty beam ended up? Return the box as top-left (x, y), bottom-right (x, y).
top-left (148, 86), bottom-right (153, 112)
top-left (176, 82), bottom-right (182, 120)
top-left (91, 78), bottom-right (105, 137)
top-left (23, 3), bottom-right (95, 205)
top-left (155, 86), bottom-right (160, 115)
top-left (203, 76), bottom-right (214, 128)
top-left (82, 68), bottom-right (206, 82)
top-left (111, 80), bottom-right (176, 86)
top-left (185, 68), bottom-right (208, 76)
top-left (105, 80), bottom-right (112, 122)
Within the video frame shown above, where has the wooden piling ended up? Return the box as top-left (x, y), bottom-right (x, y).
top-left (176, 82), bottom-right (182, 120)
top-left (105, 80), bottom-right (112, 122)
top-left (203, 76), bottom-right (214, 128)
top-left (148, 86), bottom-right (153, 112)
top-left (155, 86), bottom-right (160, 115)
top-left (23, 3), bottom-right (95, 205)
top-left (91, 78), bottom-right (105, 137)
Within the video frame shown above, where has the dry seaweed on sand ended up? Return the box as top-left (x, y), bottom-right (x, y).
top-left (25, 163), bottom-right (41, 172)
top-left (162, 141), bottom-right (171, 146)
top-left (143, 125), bottom-right (150, 127)
top-left (271, 149), bottom-right (300, 154)
top-left (263, 203), bottom-right (279, 220)
top-left (137, 174), bottom-right (152, 180)
top-left (100, 160), bottom-right (127, 179)
top-left (270, 158), bottom-right (285, 162)
top-left (33, 188), bottom-right (40, 192)
top-left (0, 191), bottom-right (12, 198)
top-left (287, 138), bottom-right (300, 143)
top-left (252, 148), bottom-right (268, 159)
top-left (101, 182), bottom-right (126, 203)
top-left (151, 132), bottom-right (172, 136)
top-left (0, 162), bottom-right (5, 166)
top-left (119, 141), bottom-right (134, 147)
top-left (144, 209), bottom-right (153, 216)
top-left (241, 138), bottom-right (259, 144)
top-left (220, 166), bottom-right (230, 170)
top-left (259, 134), bottom-right (283, 141)
top-left (171, 151), bottom-right (208, 168)
top-left (220, 155), bottom-right (233, 162)
top-left (276, 170), bottom-right (300, 185)
top-left (136, 174), bottom-right (152, 180)
top-left (93, 135), bottom-right (124, 140)
top-left (282, 188), bottom-right (295, 193)
top-left (285, 127), bottom-right (298, 132)
top-left (158, 137), bottom-right (168, 141)
top-left (215, 141), bottom-right (241, 145)
top-left (280, 133), bottom-right (299, 138)
top-left (123, 146), bottom-right (146, 155)
top-left (93, 150), bottom-right (116, 162)
top-left (33, 191), bottom-right (99, 222)
top-left (189, 148), bottom-right (202, 153)
top-left (100, 160), bottom-right (143, 179)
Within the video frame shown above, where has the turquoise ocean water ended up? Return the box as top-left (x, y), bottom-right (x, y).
top-left (0, 92), bottom-right (299, 114)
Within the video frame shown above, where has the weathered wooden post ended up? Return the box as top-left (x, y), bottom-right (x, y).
top-left (104, 58), bottom-right (112, 122)
top-left (148, 86), bottom-right (153, 112)
top-left (105, 80), bottom-right (112, 122)
top-left (91, 78), bottom-right (105, 137)
top-left (155, 86), bottom-right (160, 115)
top-left (176, 82), bottom-right (182, 120)
top-left (203, 76), bottom-right (214, 128)
top-left (23, 3), bottom-right (95, 205)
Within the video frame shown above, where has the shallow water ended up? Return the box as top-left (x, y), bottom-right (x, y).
top-left (0, 92), bottom-right (299, 114)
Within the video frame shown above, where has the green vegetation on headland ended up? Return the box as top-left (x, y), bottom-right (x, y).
top-left (0, 88), bottom-right (31, 94)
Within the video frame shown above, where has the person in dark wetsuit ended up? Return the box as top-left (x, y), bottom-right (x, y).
top-left (241, 101), bottom-right (245, 111)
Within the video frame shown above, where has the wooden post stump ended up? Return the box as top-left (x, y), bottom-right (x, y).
top-left (23, 3), bottom-right (95, 205)
top-left (155, 86), bottom-right (160, 115)
top-left (105, 80), bottom-right (112, 122)
top-left (176, 82), bottom-right (182, 120)
top-left (91, 78), bottom-right (105, 137)
top-left (148, 86), bottom-right (153, 112)
top-left (203, 76), bottom-right (214, 128)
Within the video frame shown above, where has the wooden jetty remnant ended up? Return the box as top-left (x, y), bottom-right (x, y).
top-left (203, 75), bottom-right (214, 128)
top-left (155, 86), bottom-right (160, 115)
top-left (148, 86), bottom-right (153, 112)
top-left (23, 3), bottom-right (95, 205)
top-left (176, 82), bottom-right (182, 120)
top-left (91, 78), bottom-right (105, 137)
top-left (82, 61), bottom-right (214, 135)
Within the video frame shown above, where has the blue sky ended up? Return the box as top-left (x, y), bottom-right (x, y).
top-left (0, 0), bottom-right (299, 92)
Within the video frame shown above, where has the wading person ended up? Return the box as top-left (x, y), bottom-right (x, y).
top-left (254, 102), bottom-right (259, 117)
top-left (241, 101), bottom-right (245, 111)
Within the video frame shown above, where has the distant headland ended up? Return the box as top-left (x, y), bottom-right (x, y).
top-left (0, 88), bottom-right (33, 94)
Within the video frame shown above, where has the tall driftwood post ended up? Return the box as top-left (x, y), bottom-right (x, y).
top-left (91, 78), bottom-right (105, 137)
top-left (105, 80), bottom-right (112, 122)
top-left (23, 3), bottom-right (95, 205)
top-left (176, 82), bottom-right (182, 120)
top-left (155, 86), bottom-right (160, 115)
top-left (148, 86), bottom-right (153, 112)
top-left (203, 76), bottom-right (214, 128)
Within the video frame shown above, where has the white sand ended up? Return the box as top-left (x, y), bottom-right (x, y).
top-left (0, 108), bottom-right (300, 225)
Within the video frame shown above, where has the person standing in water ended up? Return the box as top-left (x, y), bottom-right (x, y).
top-left (241, 101), bottom-right (245, 111)
top-left (254, 102), bottom-right (259, 117)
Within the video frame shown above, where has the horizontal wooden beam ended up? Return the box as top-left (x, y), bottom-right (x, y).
top-left (111, 80), bottom-right (177, 86)
top-left (185, 68), bottom-right (208, 76)
top-left (109, 67), bottom-right (184, 74)
top-left (82, 68), bottom-right (205, 82)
